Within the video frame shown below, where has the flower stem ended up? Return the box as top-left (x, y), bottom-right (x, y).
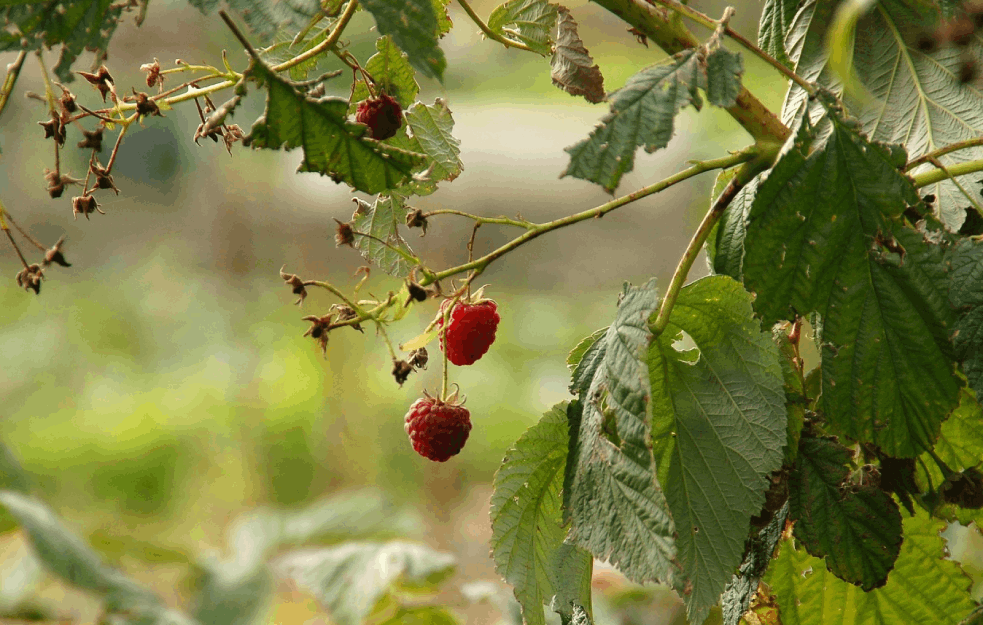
top-left (456, 0), bottom-right (537, 53)
top-left (0, 50), bottom-right (27, 122)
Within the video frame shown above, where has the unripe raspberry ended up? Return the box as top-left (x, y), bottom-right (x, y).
top-left (355, 94), bottom-right (403, 140)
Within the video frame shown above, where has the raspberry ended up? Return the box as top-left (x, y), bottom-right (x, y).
top-left (404, 393), bottom-right (472, 462)
top-left (438, 299), bottom-right (500, 366)
top-left (355, 94), bottom-right (403, 140)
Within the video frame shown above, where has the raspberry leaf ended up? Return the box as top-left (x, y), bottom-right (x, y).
top-left (352, 195), bottom-right (419, 277)
top-left (720, 502), bottom-right (788, 625)
top-left (189, 0), bottom-right (323, 43)
top-left (766, 512), bottom-right (974, 625)
top-left (273, 541), bottom-right (456, 625)
top-left (788, 436), bottom-right (903, 589)
top-left (487, 0), bottom-right (558, 56)
top-left (350, 36), bottom-right (420, 110)
top-left (565, 281), bottom-right (680, 589)
top-left (705, 170), bottom-right (758, 280)
top-left (550, 7), bottom-right (605, 104)
top-left (566, 327), bottom-right (607, 373)
top-left (947, 239), bottom-right (983, 400)
top-left (404, 100), bottom-right (464, 186)
top-left (490, 403), bottom-right (593, 625)
top-left (705, 47), bottom-right (743, 108)
top-left (245, 63), bottom-right (425, 195)
top-left (742, 111), bottom-right (959, 456)
top-left (648, 275), bottom-right (786, 624)
top-left (359, 0), bottom-right (447, 81)
top-left (756, 0), bottom-right (798, 70)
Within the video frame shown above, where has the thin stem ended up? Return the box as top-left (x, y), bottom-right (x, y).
top-left (272, 0), bottom-right (361, 73)
top-left (220, 11), bottom-right (261, 60)
top-left (650, 160), bottom-right (761, 335)
top-left (3, 229), bottom-right (30, 269)
top-left (75, 104), bottom-right (117, 124)
top-left (35, 50), bottom-right (57, 111)
top-left (422, 149), bottom-right (757, 286)
top-left (905, 137), bottom-right (983, 171)
top-left (105, 124), bottom-right (128, 172)
top-left (308, 280), bottom-right (398, 352)
top-left (456, 0), bottom-right (537, 53)
top-left (0, 50), bottom-right (27, 121)
top-left (422, 209), bottom-right (535, 229)
top-left (4, 212), bottom-right (46, 252)
top-left (352, 230), bottom-right (422, 266)
top-left (650, 0), bottom-right (815, 95)
top-left (928, 156), bottom-right (983, 216)
top-left (912, 157), bottom-right (983, 188)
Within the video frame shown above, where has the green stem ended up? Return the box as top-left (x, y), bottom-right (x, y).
top-left (906, 137), bottom-right (983, 171)
top-left (422, 149), bottom-right (757, 286)
top-left (422, 209), bottom-right (535, 229)
top-left (456, 0), bottom-right (537, 53)
top-left (271, 0), bottom-right (360, 73)
top-left (650, 155), bottom-right (775, 335)
top-left (0, 50), bottom-right (26, 122)
top-left (912, 157), bottom-right (983, 188)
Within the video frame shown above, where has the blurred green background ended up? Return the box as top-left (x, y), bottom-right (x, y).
top-left (7, 1), bottom-right (966, 624)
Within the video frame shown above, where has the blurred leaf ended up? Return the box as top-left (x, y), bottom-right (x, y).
top-left (947, 238), bottom-right (983, 399)
top-left (90, 443), bottom-right (181, 515)
top-left (562, 50), bottom-right (704, 193)
top-left (350, 36), bottom-right (420, 110)
top-left (789, 436), bottom-right (902, 589)
top-left (360, 0), bottom-right (446, 81)
top-left (757, 0), bottom-right (798, 69)
top-left (0, 540), bottom-right (41, 611)
top-left (193, 559), bottom-right (271, 625)
top-left (565, 281), bottom-right (679, 588)
top-left (705, 47), bottom-right (743, 108)
top-left (0, 0), bottom-right (128, 81)
top-left (432, 0), bottom-right (452, 36)
top-left (380, 606), bottom-right (458, 625)
top-left (189, 0), bottom-right (322, 44)
top-left (566, 327), bottom-right (607, 373)
top-left (0, 441), bottom-right (30, 495)
top-left (352, 195), bottom-right (419, 277)
top-left (550, 7), bottom-right (605, 104)
top-left (260, 30), bottom-right (328, 81)
top-left (648, 275), bottom-right (786, 624)
top-left (245, 63), bottom-right (425, 195)
top-left (767, 512), bottom-right (974, 625)
top-left (491, 403), bottom-right (592, 625)
top-left (743, 110), bottom-right (958, 457)
top-left (274, 541), bottom-right (455, 625)
top-left (487, 0), bottom-right (558, 56)
top-left (720, 503), bottom-right (788, 625)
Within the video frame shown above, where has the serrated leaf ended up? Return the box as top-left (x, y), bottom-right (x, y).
top-left (404, 99), bottom-right (463, 184)
top-left (757, 0), bottom-right (799, 69)
top-left (0, 441), bottom-right (30, 495)
top-left (569, 604), bottom-right (593, 625)
top-left (360, 0), bottom-right (446, 81)
top-left (246, 63), bottom-right (424, 195)
top-left (431, 0), bottom-right (452, 36)
top-left (487, 0), bottom-right (558, 56)
top-left (273, 541), bottom-right (455, 625)
top-left (788, 436), bottom-right (903, 590)
top-left (490, 403), bottom-right (593, 625)
top-left (772, 325), bottom-right (806, 465)
top-left (706, 172), bottom-right (758, 280)
top-left (566, 327), bottom-right (608, 372)
top-left (562, 50), bottom-right (704, 193)
top-left (767, 512), bottom-right (975, 625)
top-left (705, 47), bottom-right (743, 108)
top-left (720, 503), bottom-right (788, 625)
top-left (190, 0), bottom-right (322, 44)
top-left (947, 238), bottom-right (983, 398)
top-left (742, 112), bottom-right (959, 457)
top-left (193, 562), bottom-right (270, 625)
top-left (648, 275), bottom-right (786, 624)
top-left (351, 195), bottom-right (419, 277)
top-left (1, 0), bottom-right (128, 81)
top-left (550, 7), bottom-right (605, 104)
top-left (350, 36), bottom-right (420, 110)
top-left (565, 281), bottom-right (680, 588)
top-left (783, 0), bottom-right (983, 229)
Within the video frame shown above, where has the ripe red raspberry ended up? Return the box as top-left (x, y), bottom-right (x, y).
top-left (355, 94), bottom-right (403, 140)
top-left (438, 299), bottom-right (500, 366)
top-left (404, 393), bottom-right (472, 462)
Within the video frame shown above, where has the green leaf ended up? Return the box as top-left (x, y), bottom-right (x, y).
top-left (705, 47), bottom-right (743, 108)
top-left (0, 441), bottom-right (30, 495)
top-left (550, 7), bottom-right (605, 104)
top-left (431, 0), bottom-right (453, 36)
top-left (706, 172), bottom-right (757, 281)
top-left (404, 99), bottom-right (463, 186)
top-left (350, 36), bottom-right (420, 110)
top-left (566, 327), bottom-right (608, 373)
top-left (767, 512), bottom-right (975, 625)
top-left (562, 50), bottom-right (704, 193)
top-left (490, 403), bottom-right (593, 625)
top-left (193, 562), bottom-right (270, 625)
top-left (190, 0), bottom-right (323, 44)
top-left (789, 436), bottom-right (903, 590)
top-left (648, 275), bottom-right (786, 624)
top-left (359, 0), bottom-right (447, 81)
top-left (947, 238), bottom-right (983, 398)
top-left (720, 503), bottom-right (788, 625)
top-left (772, 324), bottom-right (806, 465)
top-left (380, 606), bottom-right (458, 625)
top-left (783, 0), bottom-right (983, 229)
top-left (273, 541), bottom-right (455, 625)
top-left (1, 0), bottom-right (128, 81)
top-left (569, 604), bottom-right (593, 625)
top-left (487, 0), bottom-right (558, 56)
top-left (565, 281), bottom-right (680, 587)
top-left (351, 195), bottom-right (419, 277)
top-left (757, 0), bottom-right (798, 69)
top-left (245, 63), bottom-right (425, 195)
top-left (742, 112), bottom-right (959, 457)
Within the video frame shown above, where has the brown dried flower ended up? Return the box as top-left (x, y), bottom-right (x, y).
top-left (78, 127), bottom-right (104, 151)
top-left (334, 218), bottom-right (355, 247)
top-left (392, 360), bottom-right (413, 386)
top-left (45, 170), bottom-right (83, 199)
top-left (332, 304), bottom-right (363, 333)
top-left (57, 85), bottom-right (77, 114)
top-left (140, 58), bottom-right (163, 90)
top-left (39, 114), bottom-right (66, 146)
top-left (77, 65), bottom-right (115, 102)
top-left (131, 89), bottom-right (162, 118)
top-left (90, 161), bottom-right (119, 194)
top-left (279, 266), bottom-right (308, 306)
top-left (43, 236), bottom-right (71, 268)
top-left (408, 347), bottom-right (429, 370)
top-left (302, 314), bottom-right (334, 356)
top-left (405, 209), bottom-right (428, 235)
top-left (72, 195), bottom-right (104, 220)
top-left (15, 264), bottom-right (43, 295)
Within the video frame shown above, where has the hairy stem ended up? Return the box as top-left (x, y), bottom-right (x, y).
top-left (456, 0), bottom-right (537, 53)
top-left (912, 157), bottom-right (983, 188)
top-left (422, 209), bottom-right (535, 229)
top-left (0, 50), bottom-right (27, 122)
top-left (906, 137), bottom-right (983, 171)
top-left (650, 155), bottom-right (774, 335)
top-left (423, 149), bottom-right (757, 286)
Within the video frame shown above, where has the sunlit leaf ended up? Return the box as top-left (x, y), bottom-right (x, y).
top-left (351, 195), bottom-right (419, 277)
top-left (487, 0), bottom-right (558, 56)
